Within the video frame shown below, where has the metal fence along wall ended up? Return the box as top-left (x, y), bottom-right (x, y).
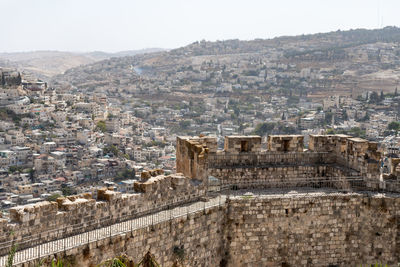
top-left (0, 196), bottom-right (226, 266)
top-left (0, 194), bottom-right (202, 258)
top-left (1, 175), bottom-right (400, 265)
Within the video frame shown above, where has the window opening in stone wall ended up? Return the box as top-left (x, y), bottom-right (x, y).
top-left (240, 141), bottom-right (248, 152)
top-left (283, 140), bottom-right (290, 152)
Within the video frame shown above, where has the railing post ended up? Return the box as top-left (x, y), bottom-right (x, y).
top-left (63, 227), bottom-right (66, 251)
top-left (38, 234), bottom-right (41, 261)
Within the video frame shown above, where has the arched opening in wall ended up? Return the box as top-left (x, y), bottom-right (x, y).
top-left (240, 141), bottom-right (248, 152)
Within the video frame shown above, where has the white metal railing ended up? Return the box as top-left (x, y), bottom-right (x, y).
top-left (0, 195), bottom-right (227, 266)
top-left (0, 194), bottom-right (203, 257)
top-left (1, 175), bottom-right (399, 265)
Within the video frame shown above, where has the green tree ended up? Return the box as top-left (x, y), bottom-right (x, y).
top-left (46, 193), bottom-right (62, 202)
top-left (103, 145), bottom-right (120, 157)
top-left (97, 255), bottom-right (132, 267)
top-left (326, 128), bottom-right (335, 134)
top-left (179, 120), bottom-right (191, 129)
top-left (253, 122), bottom-right (276, 136)
top-left (324, 112), bottom-right (333, 125)
top-left (61, 185), bottom-right (76, 196)
top-left (388, 121), bottom-right (400, 131)
top-left (96, 121), bottom-right (106, 132)
top-left (342, 110), bottom-right (348, 121)
top-left (369, 91), bottom-right (380, 104)
top-left (29, 168), bottom-right (35, 183)
top-left (115, 169), bottom-right (136, 182)
top-left (278, 125), bottom-right (297, 134)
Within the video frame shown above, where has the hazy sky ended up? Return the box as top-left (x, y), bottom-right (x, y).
top-left (1, 0), bottom-right (400, 53)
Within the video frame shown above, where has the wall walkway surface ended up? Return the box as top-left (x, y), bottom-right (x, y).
top-left (6, 190), bottom-right (400, 267)
top-left (2, 134), bottom-right (400, 266)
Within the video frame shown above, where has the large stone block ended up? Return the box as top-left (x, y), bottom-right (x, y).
top-left (97, 188), bottom-right (121, 202)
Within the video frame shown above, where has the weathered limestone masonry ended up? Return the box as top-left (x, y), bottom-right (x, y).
top-left (226, 193), bottom-right (400, 266)
top-left (1, 171), bottom-right (205, 250)
top-left (176, 136), bottom-right (216, 182)
top-left (223, 136), bottom-right (262, 153)
top-left (18, 205), bottom-right (226, 267)
top-left (80, 205), bottom-right (226, 267)
top-left (4, 134), bottom-right (400, 266)
top-left (267, 135), bottom-right (304, 152)
top-left (309, 134), bottom-right (381, 178)
top-left (206, 135), bottom-right (381, 188)
top-left (18, 193), bottom-right (400, 267)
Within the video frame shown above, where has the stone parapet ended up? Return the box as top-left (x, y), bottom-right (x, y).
top-left (2, 134), bottom-right (397, 263)
top-left (224, 136), bottom-right (262, 153)
top-left (1, 171), bottom-right (205, 250)
top-left (309, 134), bottom-right (381, 177)
top-left (176, 136), bottom-right (215, 181)
top-left (267, 135), bottom-right (304, 152)
top-left (14, 193), bottom-right (400, 267)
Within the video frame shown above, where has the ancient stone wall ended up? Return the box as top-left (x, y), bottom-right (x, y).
top-left (3, 134), bottom-right (386, 253)
top-left (209, 165), bottom-right (358, 188)
top-left (202, 134), bottom-right (383, 188)
top-left (267, 135), bottom-right (304, 152)
top-left (208, 150), bottom-right (334, 168)
top-left (226, 193), bottom-right (400, 266)
top-left (17, 193), bottom-right (400, 267)
top-left (1, 173), bottom-right (205, 249)
top-left (18, 205), bottom-right (226, 267)
top-left (4, 134), bottom-right (398, 266)
top-left (309, 134), bottom-right (381, 178)
top-left (224, 136), bottom-right (261, 153)
top-left (176, 136), bottom-right (216, 181)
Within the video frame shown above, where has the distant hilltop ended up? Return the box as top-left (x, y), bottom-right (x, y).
top-left (50, 26), bottom-right (400, 97)
top-left (0, 48), bottom-right (165, 79)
